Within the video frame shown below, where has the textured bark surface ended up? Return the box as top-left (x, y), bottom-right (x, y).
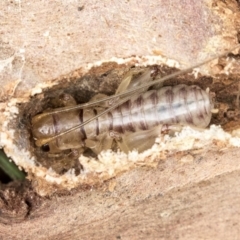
top-left (0, 0), bottom-right (238, 100)
top-left (2, 148), bottom-right (240, 239)
top-left (1, 0), bottom-right (240, 239)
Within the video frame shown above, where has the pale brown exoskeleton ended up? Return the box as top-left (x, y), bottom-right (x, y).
top-left (31, 45), bottom-right (240, 156)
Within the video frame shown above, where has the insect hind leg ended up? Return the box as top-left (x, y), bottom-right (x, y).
top-left (88, 93), bottom-right (110, 108)
top-left (109, 126), bottom-right (163, 153)
top-left (116, 67), bottom-right (156, 94)
top-left (85, 133), bottom-right (114, 155)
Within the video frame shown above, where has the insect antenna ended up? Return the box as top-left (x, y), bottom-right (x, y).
top-left (35, 44), bottom-right (240, 146)
top-left (36, 45), bottom-right (240, 118)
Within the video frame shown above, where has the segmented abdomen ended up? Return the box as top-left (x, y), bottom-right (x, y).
top-left (105, 84), bottom-right (213, 134)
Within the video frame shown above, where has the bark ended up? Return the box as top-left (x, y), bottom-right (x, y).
top-left (0, 0), bottom-right (240, 239)
top-left (1, 148), bottom-right (240, 239)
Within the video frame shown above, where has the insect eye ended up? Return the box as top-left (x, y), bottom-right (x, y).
top-left (41, 144), bottom-right (50, 152)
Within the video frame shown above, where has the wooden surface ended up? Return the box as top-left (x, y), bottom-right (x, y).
top-left (0, 0), bottom-right (240, 239)
top-left (1, 148), bottom-right (240, 239)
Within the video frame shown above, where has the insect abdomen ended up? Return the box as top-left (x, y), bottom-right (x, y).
top-left (107, 84), bottom-right (213, 133)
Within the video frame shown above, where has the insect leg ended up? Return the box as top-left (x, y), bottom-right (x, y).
top-left (88, 93), bottom-right (111, 108)
top-left (99, 68), bottom-right (158, 111)
top-left (85, 133), bottom-right (113, 155)
top-left (86, 68), bottom-right (157, 109)
top-left (110, 126), bottom-right (163, 153)
top-left (114, 124), bottom-right (208, 153)
top-left (116, 68), bottom-right (155, 94)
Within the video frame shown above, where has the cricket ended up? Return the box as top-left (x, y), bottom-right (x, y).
top-left (31, 44), bottom-right (240, 157)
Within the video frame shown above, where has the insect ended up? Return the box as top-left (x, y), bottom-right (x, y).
top-left (31, 45), bottom-right (240, 156)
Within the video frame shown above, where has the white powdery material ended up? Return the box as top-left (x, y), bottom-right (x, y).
top-left (31, 82), bottom-right (54, 96)
top-left (3, 100), bottom-right (20, 119)
top-left (136, 146), bottom-right (160, 162)
top-left (155, 125), bottom-right (233, 152)
top-left (45, 174), bottom-right (64, 185)
top-left (85, 56), bottom-right (141, 70)
top-left (136, 55), bottom-right (180, 68)
top-left (43, 168), bottom-right (79, 186)
top-left (85, 55), bottom-right (180, 71)
top-left (0, 103), bottom-right (37, 171)
top-left (77, 146), bottom-right (160, 179)
top-left (0, 132), bottom-right (11, 146)
top-left (229, 137), bottom-right (240, 147)
top-left (128, 150), bottom-right (141, 161)
top-left (88, 150), bottom-right (131, 175)
top-left (14, 150), bottom-right (36, 167)
top-left (80, 155), bottom-right (107, 173)
top-left (192, 68), bottom-right (200, 78)
top-left (8, 106), bottom-right (19, 115)
top-left (79, 149), bottom-right (150, 178)
top-left (223, 57), bottom-right (236, 75)
top-left (3, 141), bottom-right (37, 169)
